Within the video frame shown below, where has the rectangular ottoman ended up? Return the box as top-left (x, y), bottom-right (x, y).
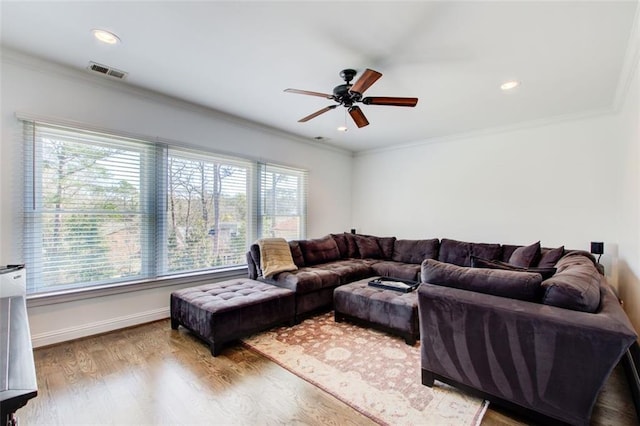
top-left (170, 278), bottom-right (295, 356)
top-left (334, 277), bottom-right (420, 345)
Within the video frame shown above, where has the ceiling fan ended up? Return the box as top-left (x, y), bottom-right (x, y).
top-left (284, 68), bottom-right (418, 128)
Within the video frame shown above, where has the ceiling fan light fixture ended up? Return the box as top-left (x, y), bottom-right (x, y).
top-left (92, 29), bottom-right (120, 45)
top-left (500, 80), bottom-right (520, 91)
top-left (337, 126), bottom-right (348, 132)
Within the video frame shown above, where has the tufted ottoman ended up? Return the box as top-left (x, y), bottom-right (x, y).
top-left (170, 278), bottom-right (295, 356)
top-left (333, 277), bottom-right (420, 345)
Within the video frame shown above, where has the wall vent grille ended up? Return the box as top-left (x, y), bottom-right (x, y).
top-left (87, 62), bottom-right (128, 80)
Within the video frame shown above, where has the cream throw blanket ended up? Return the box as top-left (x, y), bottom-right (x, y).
top-left (257, 238), bottom-right (298, 278)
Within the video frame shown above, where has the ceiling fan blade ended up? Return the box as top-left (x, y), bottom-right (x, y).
top-left (348, 106), bottom-right (369, 128)
top-left (298, 105), bottom-right (337, 122)
top-left (349, 69), bottom-right (382, 95)
top-left (362, 97), bottom-right (418, 107)
top-left (284, 88), bottom-right (333, 99)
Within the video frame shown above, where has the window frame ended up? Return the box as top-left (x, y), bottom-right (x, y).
top-left (21, 118), bottom-right (307, 297)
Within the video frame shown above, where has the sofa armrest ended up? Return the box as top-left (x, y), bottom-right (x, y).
top-left (418, 283), bottom-right (637, 425)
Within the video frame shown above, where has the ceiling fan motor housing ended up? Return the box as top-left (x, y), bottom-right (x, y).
top-left (333, 83), bottom-right (361, 107)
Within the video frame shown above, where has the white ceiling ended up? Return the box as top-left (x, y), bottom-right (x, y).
top-left (1, 1), bottom-right (638, 152)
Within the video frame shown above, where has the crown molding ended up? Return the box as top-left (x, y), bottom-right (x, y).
top-left (355, 106), bottom-right (615, 158)
top-left (1, 47), bottom-right (352, 157)
top-left (613, 1), bottom-right (640, 113)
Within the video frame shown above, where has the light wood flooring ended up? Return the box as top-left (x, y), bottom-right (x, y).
top-left (18, 319), bottom-right (638, 425)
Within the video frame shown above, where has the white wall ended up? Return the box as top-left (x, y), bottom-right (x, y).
top-left (352, 67), bottom-right (639, 334)
top-left (615, 54), bottom-right (640, 336)
top-left (0, 50), bottom-right (353, 346)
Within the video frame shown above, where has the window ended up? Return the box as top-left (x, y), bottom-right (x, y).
top-left (258, 164), bottom-right (307, 240)
top-left (22, 120), bottom-right (306, 294)
top-left (165, 148), bottom-right (250, 274)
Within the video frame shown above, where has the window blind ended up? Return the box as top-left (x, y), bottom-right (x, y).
top-left (21, 119), bottom-right (305, 295)
top-left (23, 122), bottom-right (157, 293)
top-left (163, 147), bottom-right (253, 274)
top-left (258, 163), bottom-right (307, 240)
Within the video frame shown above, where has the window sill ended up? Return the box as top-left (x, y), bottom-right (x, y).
top-left (26, 266), bottom-right (249, 308)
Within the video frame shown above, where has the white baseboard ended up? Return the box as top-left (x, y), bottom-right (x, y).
top-left (31, 307), bottom-right (170, 348)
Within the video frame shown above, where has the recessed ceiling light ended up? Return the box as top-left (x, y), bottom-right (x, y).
top-left (500, 80), bottom-right (520, 91)
top-left (92, 29), bottom-right (120, 45)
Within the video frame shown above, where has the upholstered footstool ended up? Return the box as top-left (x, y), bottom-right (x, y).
top-left (333, 277), bottom-right (420, 345)
top-left (170, 278), bottom-right (295, 356)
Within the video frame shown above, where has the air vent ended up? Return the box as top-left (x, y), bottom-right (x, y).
top-left (87, 61), bottom-right (128, 80)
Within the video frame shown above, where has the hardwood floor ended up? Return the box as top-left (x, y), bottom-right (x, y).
top-left (18, 320), bottom-right (638, 425)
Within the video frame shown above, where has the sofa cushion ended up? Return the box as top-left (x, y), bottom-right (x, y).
top-left (371, 261), bottom-right (421, 281)
top-left (471, 256), bottom-right (557, 280)
top-left (377, 236), bottom-right (397, 259)
top-left (422, 259), bottom-right (542, 302)
top-left (509, 241), bottom-right (541, 267)
top-left (354, 234), bottom-right (384, 259)
top-left (537, 245), bottom-right (565, 268)
top-left (500, 245), bottom-right (520, 262)
top-left (392, 239), bottom-right (439, 264)
top-left (298, 235), bottom-right (341, 266)
top-left (288, 240), bottom-right (306, 268)
top-left (331, 233), bottom-right (360, 258)
top-left (541, 252), bottom-right (601, 313)
top-left (438, 238), bottom-right (471, 266)
top-left (249, 243), bottom-right (262, 275)
top-left (470, 243), bottom-right (502, 261)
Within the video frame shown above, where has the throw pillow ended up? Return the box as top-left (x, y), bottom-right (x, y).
top-left (471, 256), bottom-right (557, 280)
top-left (298, 235), bottom-right (341, 266)
top-left (541, 252), bottom-right (601, 313)
top-left (422, 259), bottom-right (543, 302)
top-left (509, 241), bottom-right (541, 267)
top-left (377, 236), bottom-right (397, 259)
top-left (537, 246), bottom-right (565, 268)
top-left (354, 234), bottom-right (383, 259)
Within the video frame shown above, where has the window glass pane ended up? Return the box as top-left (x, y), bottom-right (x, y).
top-left (22, 120), bottom-right (305, 295)
top-left (259, 164), bottom-right (307, 240)
top-left (24, 123), bottom-right (153, 293)
top-left (165, 150), bottom-right (249, 273)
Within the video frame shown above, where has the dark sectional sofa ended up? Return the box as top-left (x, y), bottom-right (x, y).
top-left (247, 232), bottom-right (638, 425)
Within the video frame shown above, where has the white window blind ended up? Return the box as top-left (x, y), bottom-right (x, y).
top-left (23, 122), bottom-right (157, 292)
top-left (164, 148), bottom-right (252, 274)
top-left (22, 119), bottom-right (305, 295)
top-left (258, 163), bottom-right (307, 240)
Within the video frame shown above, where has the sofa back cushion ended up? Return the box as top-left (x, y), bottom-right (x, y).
top-left (541, 252), bottom-right (601, 313)
top-left (438, 239), bottom-right (502, 267)
top-left (422, 259), bottom-right (543, 302)
top-left (392, 239), bottom-right (439, 264)
top-left (298, 235), bottom-right (341, 266)
top-left (471, 256), bottom-right (556, 280)
top-left (331, 233), bottom-right (360, 258)
top-left (354, 234), bottom-right (384, 259)
top-left (470, 243), bottom-right (502, 262)
top-left (438, 238), bottom-right (471, 266)
top-left (288, 240), bottom-right (306, 267)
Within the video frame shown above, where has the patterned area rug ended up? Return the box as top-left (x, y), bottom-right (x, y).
top-left (242, 312), bottom-right (488, 425)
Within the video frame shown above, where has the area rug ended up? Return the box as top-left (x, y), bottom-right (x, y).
top-left (242, 312), bottom-right (488, 425)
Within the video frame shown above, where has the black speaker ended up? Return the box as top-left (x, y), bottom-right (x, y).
top-left (590, 242), bottom-right (604, 255)
top-left (350, 229), bottom-right (356, 234)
